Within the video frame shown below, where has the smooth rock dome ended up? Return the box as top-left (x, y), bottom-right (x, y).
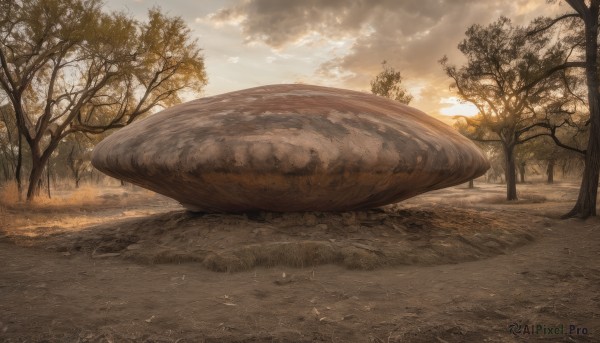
top-left (91, 84), bottom-right (489, 212)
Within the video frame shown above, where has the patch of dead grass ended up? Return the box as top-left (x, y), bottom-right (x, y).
top-left (0, 180), bottom-right (20, 205)
top-left (481, 194), bottom-right (547, 204)
top-left (29, 185), bottom-right (102, 209)
top-left (0, 182), bottom-right (107, 210)
top-left (0, 183), bottom-right (162, 214)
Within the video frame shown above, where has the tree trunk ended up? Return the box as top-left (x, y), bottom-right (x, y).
top-left (36, 176), bottom-right (43, 197)
top-left (25, 139), bottom-right (59, 202)
top-left (0, 157), bottom-right (9, 181)
top-left (46, 162), bottom-right (51, 199)
top-left (567, 121), bottom-right (600, 217)
top-left (26, 158), bottom-right (45, 200)
top-left (468, 179), bottom-right (474, 188)
top-left (503, 143), bottom-right (518, 200)
top-left (565, 7), bottom-right (600, 218)
top-left (547, 159), bottom-right (555, 184)
top-left (518, 162), bottom-right (526, 183)
top-left (15, 133), bottom-right (22, 196)
top-left (73, 167), bottom-right (80, 188)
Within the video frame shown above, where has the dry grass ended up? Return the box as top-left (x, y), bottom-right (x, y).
top-left (481, 193), bottom-right (547, 204)
top-left (0, 182), bottom-right (116, 210)
top-left (31, 185), bottom-right (101, 208)
top-left (0, 180), bottom-right (20, 205)
top-left (0, 182), bottom-right (175, 243)
top-left (0, 199), bottom-right (9, 230)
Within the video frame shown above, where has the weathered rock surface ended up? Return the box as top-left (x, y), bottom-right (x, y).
top-left (91, 84), bottom-right (489, 212)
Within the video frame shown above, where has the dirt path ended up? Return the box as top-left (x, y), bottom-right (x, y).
top-left (1, 211), bottom-right (599, 342)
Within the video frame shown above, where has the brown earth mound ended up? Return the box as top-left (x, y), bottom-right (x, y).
top-left (12, 205), bottom-right (538, 272)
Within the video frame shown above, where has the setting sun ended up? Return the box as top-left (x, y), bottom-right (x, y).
top-left (439, 97), bottom-right (479, 117)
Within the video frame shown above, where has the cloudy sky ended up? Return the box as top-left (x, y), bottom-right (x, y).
top-left (104, 0), bottom-right (566, 123)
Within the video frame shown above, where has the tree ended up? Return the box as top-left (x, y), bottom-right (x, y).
top-left (0, 0), bottom-right (207, 201)
top-left (538, 139), bottom-right (584, 184)
top-left (527, 114), bottom-right (587, 184)
top-left (370, 61), bottom-right (413, 104)
top-left (514, 145), bottom-right (535, 183)
top-left (525, 0), bottom-right (600, 217)
top-left (0, 103), bottom-right (16, 181)
top-left (441, 17), bottom-right (568, 200)
top-left (56, 133), bottom-right (93, 188)
top-left (481, 144), bottom-right (506, 183)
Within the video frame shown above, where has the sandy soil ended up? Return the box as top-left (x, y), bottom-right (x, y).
top-left (0, 181), bottom-right (599, 342)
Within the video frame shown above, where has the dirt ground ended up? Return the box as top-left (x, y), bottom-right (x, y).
top-left (0, 181), bottom-right (599, 342)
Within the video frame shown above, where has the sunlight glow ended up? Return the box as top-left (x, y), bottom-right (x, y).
top-left (439, 97), bottom-right (479, 117)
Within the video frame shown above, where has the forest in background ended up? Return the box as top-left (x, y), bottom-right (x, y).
top-left (0, 0), bottom-right (599, 218)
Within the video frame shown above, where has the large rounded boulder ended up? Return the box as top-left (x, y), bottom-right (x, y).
top-left (91, 84), bottom-right (489, 212)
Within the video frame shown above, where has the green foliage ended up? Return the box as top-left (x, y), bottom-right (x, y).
top-left (442, 16), bottom-right (576, 200)
top-left (441, 16), bottom-right (570, 146)
top-left (370, 61), bottom-right (412, 105)
top-left (0, 0), bottom-right (208, 199)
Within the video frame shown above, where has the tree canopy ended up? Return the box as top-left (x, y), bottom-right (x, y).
top-left (370, 61), bottom-right (412, 105)
top-left (0, 0), bottom-right (207, 200)
top-left (441, 16), bottom-right (571, 200)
